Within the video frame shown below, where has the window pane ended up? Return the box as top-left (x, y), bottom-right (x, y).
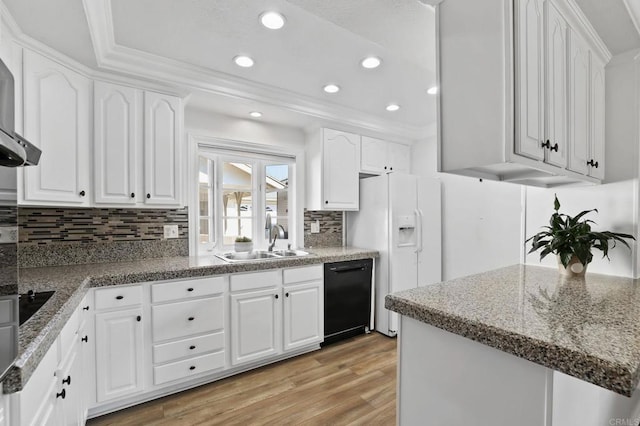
top-left (223, 162), bottom-right (252, 189)
top-left (223, 218), bottom-right (253, 245)
top-left (266, 164), bottom-right (289, 238)
top-left (198, 156), bottom-right (214, 247)
top-left (223, 190), bottom-right (253, 217)
top-left (199, 219), bottom-right (209, 244)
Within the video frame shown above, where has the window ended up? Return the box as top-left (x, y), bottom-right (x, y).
top-left (194, 146), bottom-right (294, 255)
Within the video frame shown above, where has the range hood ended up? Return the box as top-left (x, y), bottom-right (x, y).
top-left (0, 58), bottom-right (40, 167)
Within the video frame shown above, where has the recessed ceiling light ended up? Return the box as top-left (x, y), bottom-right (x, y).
top-left (386, 103), bottom-right (400, 112)
top-left (323, 84), bottom-right (340, 94)
top-left (260, 11), bottom-right (286, 30)
top-left (361, 56), bottom-right (382, 69)
top-left (427, 86), bottom-right (438, 95)
top-left (233, 55), bottom-right (254, 68)
top-left (249, 111), bottom-right (262, 118)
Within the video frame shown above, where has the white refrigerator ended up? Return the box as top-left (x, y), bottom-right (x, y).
top-left (346, 173), bottom-right (441, 337)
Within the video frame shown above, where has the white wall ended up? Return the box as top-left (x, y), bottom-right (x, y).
top-left (412, 136), bottom-right (524, 280)
top-left (185, 107), bottom-right (307, 250)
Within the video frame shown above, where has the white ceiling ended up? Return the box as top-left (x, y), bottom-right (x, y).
top-left (2, 0), bottom-right (639, 138)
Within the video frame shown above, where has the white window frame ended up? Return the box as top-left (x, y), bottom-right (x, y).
top-left (188, 135), bottom-right (301, 256)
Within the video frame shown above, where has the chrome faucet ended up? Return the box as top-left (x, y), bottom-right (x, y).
top-left (266, 213), bottom-right (285, 251)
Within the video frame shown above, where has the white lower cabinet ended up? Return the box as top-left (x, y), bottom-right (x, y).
top-left (94, 285), bottom-right (144, 404)
top-left (12, 265), bottom-right (327, 422)
top-left (230, 286), bottom-right (282, 366)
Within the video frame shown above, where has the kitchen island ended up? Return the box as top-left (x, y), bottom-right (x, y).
top-left (386, 264), bottom-right (640, 426)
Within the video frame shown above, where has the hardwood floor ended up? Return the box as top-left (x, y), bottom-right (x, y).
top-left (88, 332), bottom-right (397, 426)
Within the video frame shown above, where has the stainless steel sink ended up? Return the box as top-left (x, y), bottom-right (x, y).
top-left (271, 249), bottom-right (309, 257)
top-left (215, 249), bottom-right (310, 263)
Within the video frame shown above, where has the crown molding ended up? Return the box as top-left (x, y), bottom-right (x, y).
top-left (82, 0), bottom-right (428, 140)
top-left (623, 0), bottom-right (640, 41)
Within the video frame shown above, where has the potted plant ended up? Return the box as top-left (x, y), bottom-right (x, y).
top-left (234, 236), bottom-right (253, 253)
top-left (526, 195), bottom-right (635, 277)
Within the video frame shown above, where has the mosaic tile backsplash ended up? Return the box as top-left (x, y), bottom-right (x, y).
top-left (18, 207), bottom-right (189, 267)
top-left (304, 210), bottom-right (343, 248)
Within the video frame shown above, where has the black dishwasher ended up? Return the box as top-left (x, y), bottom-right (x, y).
top-left (323, 258), bottom-right (373, 346)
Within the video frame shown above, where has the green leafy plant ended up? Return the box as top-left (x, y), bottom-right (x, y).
top-left (235, 236), bottom-right (252, 243)
top-left (526, 195), bottom-right (635, 268)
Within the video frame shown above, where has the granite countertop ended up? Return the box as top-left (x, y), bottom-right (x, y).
top-left (385, 264), bottom-right (640, 397)
top-left (4, 246), bottom-right (378, 394)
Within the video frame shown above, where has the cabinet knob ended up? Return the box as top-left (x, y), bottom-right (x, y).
top-left (187, 288), bottom-right (194, 292)
top-left (550, 143), bottom-right (559, 152)
top-left (136, 315), bottom-right (141, 322)
top-left (285, 292), bottom-right (289, 297)
top-left (541, 140), bottom-right (550, 149)
top-left (275, 294), bottom-right (279, 299)
top-left (62, 375), bottom-right (71, 386)
top-left (189, 366), bottom-right (196, 371)
top-left (390, 167), bottom-right (393, 171)
top-left (130, 192), bottom-right (135, 198)
top-left (325, 200), bottom-right (328, 204)
top-left (81, 336), bottom-right (88, 343)
top-left (189, 345), bottom-right (196, 350)
top-left (188, 316), bottom-right (195, 321)
top-left (384, 166), bottom-right (387, 170)
top-left (79, 190), bottom-right (86, 197)
top-left (587, 159), bottom-right (599, 168)
top-left (147, 193), bottom-right (151, 199)
top-left (56, 389), bottom-right (66, 399)
top-left (82, 306), bottom-right (89, 311)
top-left (116, 295), bottom-right (124, 300)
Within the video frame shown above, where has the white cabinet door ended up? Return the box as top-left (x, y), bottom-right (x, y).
top-left (388, 142), bottom-right (411, 173)
top-left (544, 1), bottom-right (567, 168)
top-left (589, 55), bottom-right (605, 180)
top-left (95, 308), bottom-right (144, 403)
top-left (360, 136), bottom-right (387, 174)
top-left (94, 81), bottom-right (141, 205)
top-left (57, 340), bottom-right (82, 426)
top-left (144, 91), bottom-right (182, 206)
top-left (567, 32), bottom-right (590, 175)
top-left (322, 129), bottom-right (359, 210)
top-left (22, 49), bottom-right (91, 205)
top-left (283, 281), bottom-right (323, 352)
top-left (515, 0), bottom-right (545, 161)
top-left (230, 288), bottom-right (281, 365)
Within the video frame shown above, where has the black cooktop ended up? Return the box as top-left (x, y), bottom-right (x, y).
top-left (19, 290), bottom-right (54, 325)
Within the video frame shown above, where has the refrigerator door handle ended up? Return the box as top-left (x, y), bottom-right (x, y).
top-left (415, 208), bottom-right (424, 253)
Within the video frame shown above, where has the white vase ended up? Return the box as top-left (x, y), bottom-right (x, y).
top-left (234, 242), bottom-right (253, 252)
top-left (556, 255), bottom-right (588, 277)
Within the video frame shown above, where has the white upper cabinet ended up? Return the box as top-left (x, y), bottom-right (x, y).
top-left (306, 128), bottom-right (360, 211)
top-left (567, 31), bottom-right (591, 176)
top-left (143, 91), bottom-right (182, 206)
top-left (544, 1), bottom-right (568, 168)
top-left (360, 136), bottom-right (411, 174)
top-left (94, 81), bottom-right (141, 205)
top-left (94, 83), bottom-right (182, 207)
top-left (515, 0), bottom-right (545, 161)
top-left (21, 49), bottom-right (91, 205)
top-left (437, 0), bottom-right (610, 187)
top-left (589, 55), bottom-right (605, 180)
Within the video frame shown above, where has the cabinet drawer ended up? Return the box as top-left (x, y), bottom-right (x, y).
top-left (283, 265), bottom-right (323, 284)
top-left (153, 351), bottom-right (225, 385)
top-left (151, 276), bottom-right (227, 303)
top-left (230, 269), bottom-right (281, 292)
top-left (153, 332), bottom-right (225, 364)
top-left (95, 285), bottom-right (142, 310)
top-left (152, 296), bottom-right (224, 342)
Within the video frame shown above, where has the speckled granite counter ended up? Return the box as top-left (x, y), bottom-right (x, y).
top-left (385, 264), bottom-right (640, 397)
top-left (4, 246), bottom-right (377, 394)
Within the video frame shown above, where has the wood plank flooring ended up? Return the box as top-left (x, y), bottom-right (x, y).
top-left (87, 332), bottom-right (397, 426)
